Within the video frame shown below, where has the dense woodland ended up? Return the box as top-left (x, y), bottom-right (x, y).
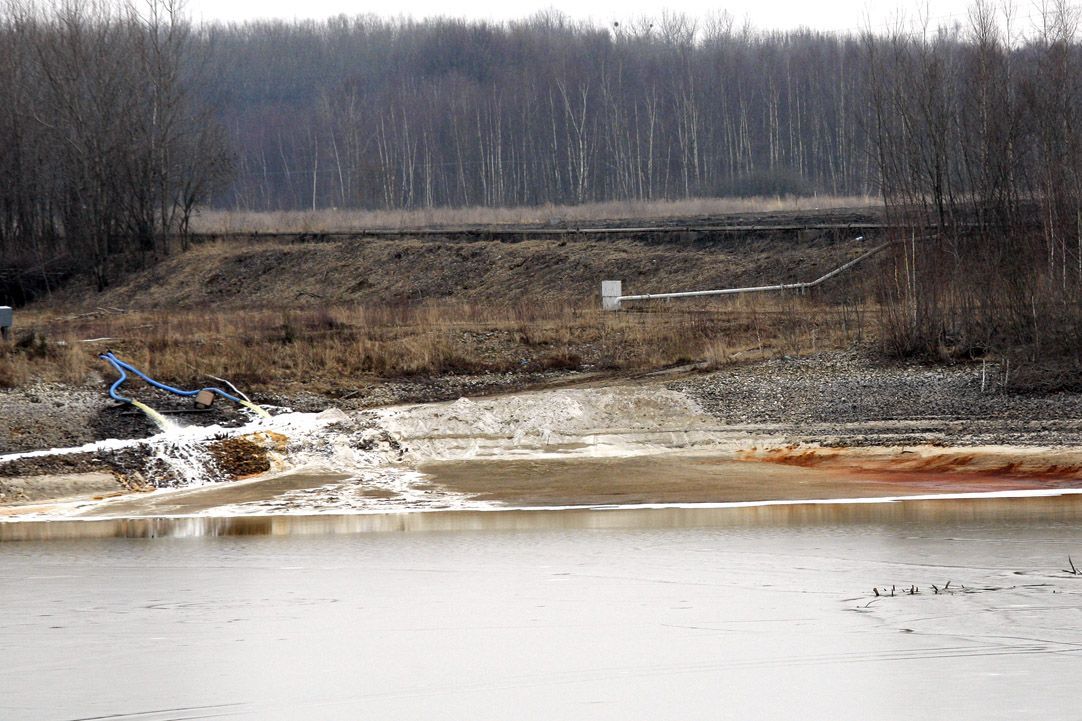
top-left (3, 0), bottom-right (1082, 375)
top-left (0, 0), bottom-right (228, 291)
top-left (209, 13), bottom-right (872, 211)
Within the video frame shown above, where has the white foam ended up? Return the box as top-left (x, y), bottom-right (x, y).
top-left (0, 408), bottom-right (353, 487)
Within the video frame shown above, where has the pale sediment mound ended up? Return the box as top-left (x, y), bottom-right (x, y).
top-left (379, 386), bottom-right (741, 461)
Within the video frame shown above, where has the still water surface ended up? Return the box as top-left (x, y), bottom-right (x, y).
top-left (2, 501), bottom-right (1081, 720)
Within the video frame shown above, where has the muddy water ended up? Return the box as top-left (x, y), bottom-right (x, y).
top-left (420, 454), bottom-right (1078, 506)
top-left (12, 447), bottom-right (1079, 522)
top-left (2, 499), bottom-right (1082, 720)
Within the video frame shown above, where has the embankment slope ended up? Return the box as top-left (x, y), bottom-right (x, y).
top-left (87, 228), bottom-right (874, 310)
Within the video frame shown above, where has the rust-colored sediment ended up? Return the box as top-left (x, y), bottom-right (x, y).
top-left (421, 445), bottom-right (1082, 507)
top-left (207, 437), bottom-right (272, 479)
top-left (742, 445), bottom-right (1082, 485)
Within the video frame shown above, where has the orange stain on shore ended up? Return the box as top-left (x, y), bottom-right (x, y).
top-left (742, 445), bottom-right (1082, 489)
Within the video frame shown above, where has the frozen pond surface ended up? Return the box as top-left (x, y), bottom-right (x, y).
top-left (3, 502), bottom-right (1082, 720)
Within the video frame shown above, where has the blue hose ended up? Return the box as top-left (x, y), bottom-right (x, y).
top-left (103, 354), bottom-right (133, 403)
top-left (99, 352), bottom-right (244, 405)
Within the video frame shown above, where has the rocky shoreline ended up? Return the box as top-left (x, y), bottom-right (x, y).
top-left (0, 369), bottom-right (581, 456)
top-left (671, 351), bottom-right (1082, 447)
top-left (0, 370), bottom-right (579, 502)
top-left (2, 351), bottom-right (1080, 507)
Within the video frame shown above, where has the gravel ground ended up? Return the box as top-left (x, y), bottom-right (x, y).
top-left (0, 384), bottom-right (251, 456)
top-left (4, 353), bottom-right (1080, 490)
top-left (1, 385), bottom-right (111, 454)
top-left (0, 370), bottom-right (582, 456)
top-left (258, 370), bottom-right (583, 413)
top-left (670, 351), bottom-right (1082, 447)
top-left (0, 369), bottom-right (589, 485)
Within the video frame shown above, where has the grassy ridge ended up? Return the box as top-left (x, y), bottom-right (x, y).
top-left (0, 298), bottom-right (868, 393)
top-left (192, 195), bottom-right (877, 233)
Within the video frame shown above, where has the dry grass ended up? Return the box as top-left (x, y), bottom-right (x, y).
top-left (1, 295), bottom-right (870, 395)
top-left (191, 195), bottom-right (877, 234)
top-left (0, 329), bottom-right (97, 388)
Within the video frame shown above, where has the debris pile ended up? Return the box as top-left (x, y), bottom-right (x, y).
top-left (208, 437), bottom-right (272, 479)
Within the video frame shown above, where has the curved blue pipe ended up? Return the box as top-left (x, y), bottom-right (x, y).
top-left (103, 354), bottom-right (133, 403)
top-left (99, 352), bottom-right (244, 405)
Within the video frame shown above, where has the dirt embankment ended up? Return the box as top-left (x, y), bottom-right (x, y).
top-left (2, 209), bottom-right (882, 456)
top-left (76, 223), bottom-right (876, 310)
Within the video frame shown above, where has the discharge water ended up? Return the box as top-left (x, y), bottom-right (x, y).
top-left (2, 499), bottom-right (1081, 720)
top-left (129, 400), bottom-right (178, 434)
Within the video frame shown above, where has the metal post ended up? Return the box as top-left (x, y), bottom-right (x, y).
top-left (0, 306), bottom-right (11, 341)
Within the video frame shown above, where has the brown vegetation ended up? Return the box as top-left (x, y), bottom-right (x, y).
top-left (81, 230), bottom-right (874, 311)
top-left (868, 3), bottom-right (1082, 389)
top-left (0, 219), bottom-right (877, 396)
top-left (0, 296), bottom-right (866, 395)
top-left (191, 195), bottom-right (877, 233)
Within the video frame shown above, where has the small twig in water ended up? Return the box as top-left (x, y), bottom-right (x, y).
top-left (1064, 556), bottom-right (1081, 576)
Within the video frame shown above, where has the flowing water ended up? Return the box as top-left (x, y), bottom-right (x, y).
top-left (2, 498), bottom-right (1081, 720)
top-left (129, 400), bottom-right (179, 434)
top-left (238, 399), bottom-right (272, 419)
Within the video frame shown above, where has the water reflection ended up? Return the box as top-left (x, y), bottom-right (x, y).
top-left (1, 510), bottom-right (1080, 720)
top-left (4, 493), bottom-right (1082, 541)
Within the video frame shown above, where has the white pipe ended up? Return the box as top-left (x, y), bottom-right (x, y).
top-left (613, 239), bottom-right (888, 306)
top-left (802, 240), bottom-right (887, 288)
top-left (207, 374), bottom-right (252, 403)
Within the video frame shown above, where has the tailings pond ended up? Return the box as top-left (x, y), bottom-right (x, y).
top-left (3, 497), bottom-right (1082, 720)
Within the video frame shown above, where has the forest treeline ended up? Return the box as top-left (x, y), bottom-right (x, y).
top-left (0, 0), bottom-right (229, 292)
top-left (3, 0), bottom-right (1082, 379)
top-left (865, 1), bottom-right (1082, 375)
top-left (210, 13), bottom-right (871, 211)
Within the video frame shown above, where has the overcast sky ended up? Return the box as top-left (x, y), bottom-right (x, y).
top-left (184, 0), bottom-right (997, 34)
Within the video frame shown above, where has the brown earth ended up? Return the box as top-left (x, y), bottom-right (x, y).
top-left (75, 221), bottom-right (877, 310)
top-left (3, 209), bottom-right (884, 449)
top-left (0, 471), bottom-right (123, 506)
top-left (207, 437), bottom-right (272, 479)
top-left (418, 450), bottom-right (1080, 507)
